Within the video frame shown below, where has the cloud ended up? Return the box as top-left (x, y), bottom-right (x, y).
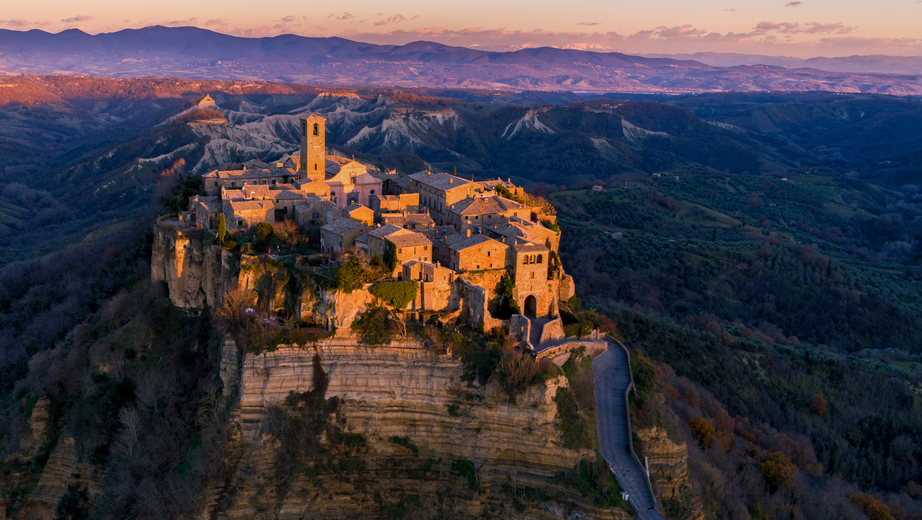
top-left (164, 18), bottom-right (198, 27)
top-left (5, 18), bottom-right (30, 28)
top-left (725, 8), bottom-right (737, 12)
top-left (375, 14), bottom-right (407, 26)
top-left (755, 21), bottom-right (854, 35)
top-left (61, 15), bottom-right (94, 23)
top-left (204, 19), bottom-right (224, 26)
top-left (328, 12), bottom-right (354, 20)
top-left (577, 22), bottom-right (600, 26)
top-left (281, 15), bottom-right (298, 23)
top-left (785, 1), bottom-right (802, 6)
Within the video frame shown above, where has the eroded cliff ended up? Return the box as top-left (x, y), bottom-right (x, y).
top-left (206, 334), bottom-right (630, 519)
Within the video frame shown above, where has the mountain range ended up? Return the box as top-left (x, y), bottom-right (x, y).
top-left (1, 26), bottom-right (922, 95)
top-left (645, 52), bottom-right (922, 75)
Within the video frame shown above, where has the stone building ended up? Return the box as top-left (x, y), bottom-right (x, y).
top-left (441, 234), bottom-right (511, 272)
top-left (446, 195), bottom-right (531, 235)
top-left (363, 224), bottom-right (433, 271)
top-left (320, 218), bottom-right (370, 254)
top-left (172, 108), bottom-right (573, 339)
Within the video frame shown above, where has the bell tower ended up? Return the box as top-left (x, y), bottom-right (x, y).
top-left (300, 114), bottom-right (326, 183)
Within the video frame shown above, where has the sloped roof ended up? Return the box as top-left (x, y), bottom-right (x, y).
top-left (409, 171), bottom-right (471, 191)
top-left (321, 218), bottom-right (366, 236)
top-left (387, 230), bottom-right (431, 248)
top-left (228, 200), bottom-right (273, 212)
top-left (192, 196), bottom-right (220, 213)
top-left (448, 195), bottom-right (526, 216)
top-left (446, 234), bottom-right (505, 252)
top-left (366, 224), bottom-right (404, 239)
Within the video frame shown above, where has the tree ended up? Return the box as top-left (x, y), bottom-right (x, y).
top-left (384, 241), bottom-right (399, 271)
top-left (759, 451), bottom-right (795, 491)
top-left (849, 493), bottom-right (895, 520)
top-left (688, 416), bottom-right (716, 449)
top-left (217, 214), bottom-right (226, 244)
top-left (369, 281), bottom-right (419, 337)
top-left (497, 350), bottom-right (537, 404)
top-left (334, 257), bottom-right (365, 293)
top-left (809, 394), bottom-right (827, 416)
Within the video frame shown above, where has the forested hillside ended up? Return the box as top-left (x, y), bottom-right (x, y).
top-left (4, 77), bottom-right (922, 518)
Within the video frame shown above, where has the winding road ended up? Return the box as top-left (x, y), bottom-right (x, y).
top-left (593, 340), bottom-right (666, 520)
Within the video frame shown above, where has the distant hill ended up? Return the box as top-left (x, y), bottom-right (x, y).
top-left (646, 52), bottom-right (922, 75)
top-left (2, 26), bottom-right (922, 94)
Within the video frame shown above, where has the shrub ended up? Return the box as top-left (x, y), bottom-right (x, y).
top-left (688, 416), bottom-right (716, 449)
top-left (451, 459), bottom-right (479, 491)
top-left (759, 451), bottom-right (795, 491)
top-left (390, 436), bottom-right (420, 456)
top-left (351, 307), bottom-right (397, 345)
top-left (370, 281), bottom-right (419, 310)
top-left (497, 351), bottom-right (538, 403)
top-left (334, 257), bottom-right (366, 293)
top-left (214, 213), bottom-right (225, 241)
top-left (849, 493), bottom-right (895, 520)
top-left (384, 242), bottom-right (399, 271)
top-left (541, 219), bottom-right (560, 233)
top-left (809, 393), bottom-right (827, 416)
top-left (567, 295), bottom-right (582, 312)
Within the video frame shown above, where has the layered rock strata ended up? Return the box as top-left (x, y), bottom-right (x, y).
top-left (208, 334), bottom-right (630, 519)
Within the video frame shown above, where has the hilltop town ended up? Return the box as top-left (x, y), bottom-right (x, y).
top-left (167, 110), bottom-right (576, 347)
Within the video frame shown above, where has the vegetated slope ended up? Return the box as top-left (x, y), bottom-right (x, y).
top-left (554, 170), bottom-right (922, 517)
top-left (671, 92), bottom-right (922, 186)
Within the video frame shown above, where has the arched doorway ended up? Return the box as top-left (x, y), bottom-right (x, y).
top-left (524, 295), bottom-right (537, 319)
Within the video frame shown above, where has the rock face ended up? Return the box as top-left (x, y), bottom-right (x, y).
top-left (209, 334), bottom-right (631, 519)
top-left (0, 400), bottom-right (101, 520)
top-left (636, 426), bottom-right (689, 500)
top-left (151, 217), bottom-right (239, 309)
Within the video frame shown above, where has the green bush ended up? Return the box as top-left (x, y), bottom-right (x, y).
top-left (335, 257), bottom-right (366, 293)
top-left (390, 436), bottom-right (420, 456)
top-left (351, 307), bottom-right (397, 345)
top-left (451, 459), bottom-right (479, 492)
top-left (217, 214), bottom-right (226, 244)
top-left (384, 242), bottom-right (399, 271)
top-left (370, 281), bottom-right (419, 310)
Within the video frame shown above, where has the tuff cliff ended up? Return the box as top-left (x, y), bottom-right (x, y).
top-left (0, 399), bottom-right (103, 520)
top-left (204, 334), bottom-right (631, 519)
top-left (151, 217), bottom-right (239, 309)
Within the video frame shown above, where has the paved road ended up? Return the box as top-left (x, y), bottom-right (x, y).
top-left (593, 342), bottom-right (666, 520)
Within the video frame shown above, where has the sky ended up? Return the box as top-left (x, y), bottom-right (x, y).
top-left (3, 0), bottom-right (922, 58)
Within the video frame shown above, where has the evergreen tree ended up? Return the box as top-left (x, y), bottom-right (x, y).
top-left (217, 214), bottom-right (226, 244)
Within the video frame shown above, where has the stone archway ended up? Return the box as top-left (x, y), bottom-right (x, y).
top-left (524, 295), bottom-right (537, 319)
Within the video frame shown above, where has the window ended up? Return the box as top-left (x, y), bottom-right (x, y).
top-left (313, 123), bottom-right (319, 136)
top-left (487, 251), bottom-right (491, 257)
top-left (370, 189), bottom-right (375, 195)
top-left (537, 254), bottom-right (543, 264)
top-left (531, 272), bottom-right (535, 279)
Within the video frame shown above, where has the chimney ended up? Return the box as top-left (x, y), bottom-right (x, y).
top-left (449, 179), bottom-right (453, 184)
top-left (466, 228), bottom-right (471, 238)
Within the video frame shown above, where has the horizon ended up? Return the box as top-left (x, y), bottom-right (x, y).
top-left (2, 0), bottom-right (922, 59)
top-left (3, 24), bottom-right (922, 62)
